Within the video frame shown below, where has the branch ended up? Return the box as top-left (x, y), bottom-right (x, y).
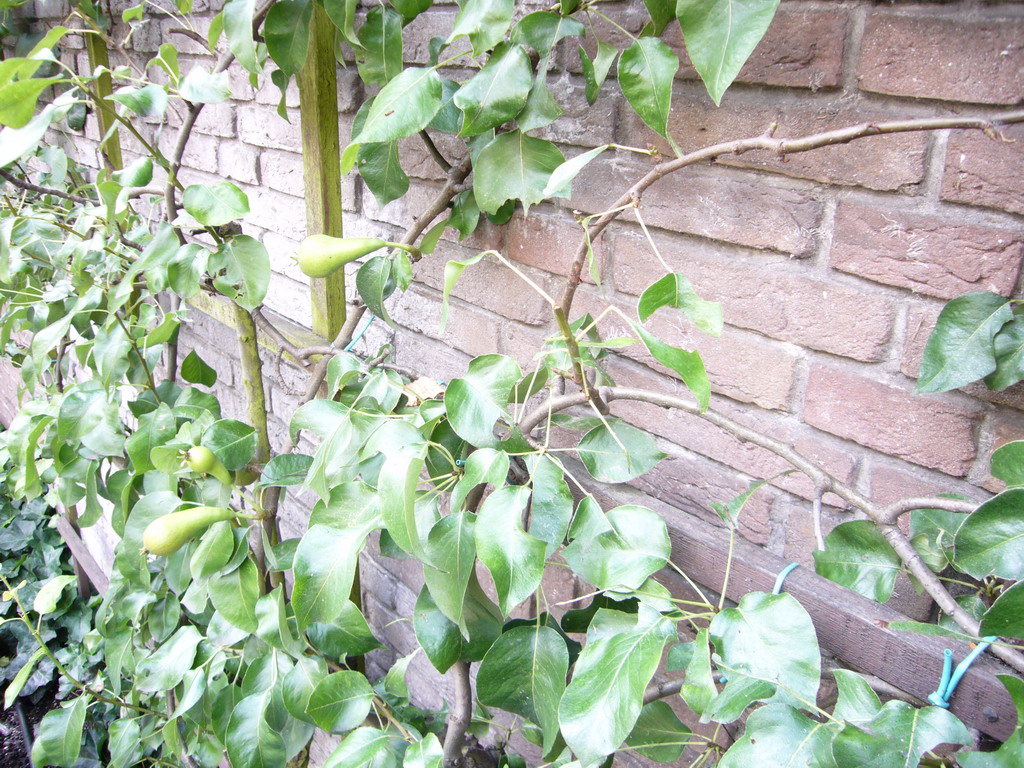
top-left (520, 385), bottom-right (1024, 675)
top-left (420, 130), bottom-right (452, 172)
top-left (879, 496), bottom-right (978, 525)
top-left (251, 307), bottom-right (309, 366)
top-left (400, 154), bottom-right (473, 251)
top-left (443, 661), bottom-right (473, 767)
top-left (0, 168), bottom-right (92, 205)
top-left (561, 109), bottom-right (1024, 313)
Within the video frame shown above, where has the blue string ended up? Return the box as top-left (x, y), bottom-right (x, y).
top-left (344, 314), bottom-right (376, 352)
top-left (928, 637), bottom-right (997, 708)
top-left (772, 563), bottom-right (800, 595)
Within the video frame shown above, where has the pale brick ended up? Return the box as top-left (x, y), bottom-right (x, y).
top-left (628, 88), bottom-right (928, 191)
top-left (237, 105), bottom-right (303, 152)
top-left (244, 185), bottom-right (306, 241)
top-left (568, 157), bottom-right (822, 257)
top-left (611, 229), bottom-right (896, 362)
top-left (260, 148), bottom-right (305, 197)
top-left (831, 202), bottom-right (1023, 300)
top-left (804, 365), bottom-right (980, 476)
top-left (859, 14), bottom-right (1024, 105)
top-left (942, 123), bottom-right (1024, 216)
top-left (218, 141), bottom-right (260, 185)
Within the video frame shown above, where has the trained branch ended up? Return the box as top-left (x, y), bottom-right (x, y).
top-left (561, 109), bottom-right (1024, 312)
top-left (879, 496), bottom-right (978, 525)
top-left (0, 168), bottom-right (92, 205)
top-left (443, 661), bottom-right (473, 766)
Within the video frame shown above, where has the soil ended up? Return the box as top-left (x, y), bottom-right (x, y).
top-left (0, 686), bottom-right (56, 768)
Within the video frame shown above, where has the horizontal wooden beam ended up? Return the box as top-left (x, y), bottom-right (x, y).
top-left (665, 510), bottom-right (1016, 740)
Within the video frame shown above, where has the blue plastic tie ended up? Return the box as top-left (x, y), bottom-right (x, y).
top-left (772, 563), bottom-right (800, 595)
top-left (928, 637), bottom-right (997, 708)
top-left (344, 314), bottom-right (376, 352)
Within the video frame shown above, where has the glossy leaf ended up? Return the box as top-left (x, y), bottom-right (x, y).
top-left (832, 669), bottom-right (882, 726)
top-left (265, 0), bottom-right (312, 76)
top-left (580, 41), bottom-right (617, 105)
top-left (293, 519), bottom-right (378, 629)
top-left (980, 580), bottom-right (1024, 638)
top-left (423, 512), bottom-right (477, 629)
top-left (448, 0), bottom-right (514, 56)
top-left (358, 141), bottom-right (410, 206)
top-left (454, 43), bottom-right (532, 137)
top-left (558, 611), bottom-right (674, 764)
top-left (526, 453), bottom-right (573, 557)
top-left (212, 235), bottom-right (271, 311)
top-left (135, 626), bottom-right (203, 692)
top-left (307, 671), bottom-right (376, 733)
top-left (444, 354), bottom-right (521, 448)
top-left (183, 182), bottom-right (249, 227)
top-left (259, 453), bottom-right (314, 487)
top-left (680, 628), bottom-right (717, 717)
top-left (323, 727), bottom-right (405, 768)
top-left (204, 418), bottom-right (257, 470)
top-left (110, 83), bottom-right (168, 117)
top-left (625, 701), bottom-right (693, 763)
top-left (917, 291), bottom-right (1013, 393)
top-left (476, 486), bottom-right (546, 614)
top-left (639, 273), bottom-right (723, 335)
top-left (473, 131), bottom-right (565, 214)
top-left (954, 488), bottom-right (1024, 579)
top-left (564, 504), bottom-right (670, 590)
top-left (379, 444), bottom-right (430, 559)
top-left (5, 646), bottom-right (46, 707)
top-left (618, 37), bottom-right (677, 137)
top-left (677, 0), bottom-right (781, 105)
top-left (987, 314), bottom-right (1024, 391)
top-left (208, 557), bottom-right (260, 632)
top-left (179, 66), bottom-right (232, 103)
top-left (308, 601), bottom-right (384, 660)
top-left (864, 700), bottom-right (970, 767)
top-left (813, 520), bottom-right (902, 602)
top-left (478, 626), bottom-right (568, 754)
top-left (634, 323), bottom-right (712, 411)
top-left (356, 6), bottom-right (403, 85)
top-left (543, 144), bottom-right (609, 198)
top-left (512, 11), bottom-right (584, 55)
top-left (991, 440), bottom-right (1024, 487)
top-left (577, 418), bottom-right (666, 483)
top-left (356, 255), bottom-right (397, 325)
top-left (222, 0), bottom-right (258, 72)
top-left (414, 586), bottom-right (463, 673)
top-left (30, 696), bottom-right (88, 768)
top-left (718, 704), bottom-right (836, 768)
top-left (348, 67), bottom-right (443, 148)
top-left (226, 692), bottom-right (286, 768)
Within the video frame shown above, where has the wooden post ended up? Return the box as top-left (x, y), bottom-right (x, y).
top-left (84, 32), bottom-right (123, 171)
top-left (298, 5), bottom-right (346, 340)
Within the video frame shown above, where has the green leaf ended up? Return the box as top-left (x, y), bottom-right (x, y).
top-left (0, 104), bottom-right (57, 168)
top-left (135, 626), bottom-right (203, 692)
top-left (618, 37), bottom-right (677, 138)
top-left (323, 0), bottom-right (359, 49)
top-left (992, 440), bottom-right (1024, 487)
top-left (633, 322), bottom-right (712, 411)
top-left (293, 519), bottom-right (378, 628)
top-left (349, 67), bottom-right (443, 147)
top-left (423, 512), bottom-right (477, 630)
top-left (208, 557), bottom-right (260, 632)
top-left (283, 655), bottom-right (328, 723)
top-left (639, 273), bottom-right (723, 335)
top-left (577, 418), bottom-right (666, 483)
top-left (226, 692), bottom-right (287, 768)
top-left (477, 626), bottom-right (568, 754)
top-left (450, 448), bottom-right (509, 514)
top-left (980, 581), bottom-right (1024, 638)
top-left (511, 11), bottom-right (584, 55)
top-left (454, 43), bottom-right (532, 137)
top-left (625, 701), bottom-right (693, 763)
top-left (223, 0), bottom-right (259, 73)
top-left (259, 453), bottom-right (313, 487)
top-left (204, 419), bottom-right (257, 470)
top-left (916, 292), bottom-right (1013, 393)
top-left (30, 696), bottom-right (88, 768)
top-left (0, 77), bottom-right (61, 128)
top-left (813, 520), bottom-right (902, 602)
top-left (954, 488), bottom-right (1024, 579)
top-left (526, 453), bottom-right (573, 557)
top-left (960, 739), bottom-right (1024, 768)
top-left (110, 83), bottom-right (168, 117)
top-left (392, 0), bottom-right (432, 22)
top-left (57, 382), bottom-right (124, 456)
top-left (212, 234), bottom-right (270, 310)
top-left (356, 6), bottom-right (403, 85)
top-left (4, 646), bottom-right (47, 707)
top-left (306, 671), bottom-right (375, 733)
top-left (543, 144), bottom-right (609, 198)
top-left (444, 354), bottom-right (521, 448)
top-left (564, 505), bottom-right (670, 590)
top-left (358, 141), bottom-right (410, 206)
top-left (476, 486), bottom-right (546, 615)
top-left (181, 349), bottom-right (217, 387)
top-left (356, 254), bottom-right (397, 325)
top-left (414, 586), bottom-right (463, 673)
top-left (708, 592), bottom-right (820, 716)
top-left (718, 704), bottom-right (836, 768)
top-left (265, 0), bottom-right (313, 77)
top-left (473, 131), bottom-right (565, 214)
top-left (439, 250), bottom-right (487, 331)
top-left (448, 0), bottom-right (514, 56)
top-left (676, 0), bottom-right (782, 105)
top-left (910, 506), bottom-right (968, 570)
top-left (379, 444), bottom-right (431, 559)
top-left (579, 41), bottom-right (617, 105)
top-left (680, 628), bottom-right (717, 717)
top-left (183, 182), bottom-right (250, 227)
top-left (32, 573), bottom-right (77, 614)
top-left (864, 700), bottom-right (970, 768)
top-left (558, 611), bottom-right (674, 764)
top-left (323, 727), bottom-right (405, 768)
top-left (308, 601), bottom-right (384, 659)
top-left (987, 315), bottom-right (1024, 391)
top-left (403, 733), bottom-right (442, 768)
top-left (832, 669), bottom-right (882, 726)
top-left (178, 65), bottom-right (232, 103)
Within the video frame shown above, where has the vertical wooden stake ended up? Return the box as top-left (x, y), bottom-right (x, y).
top-left (84, 32), bottom-right (123, 171)
top-left (298, 5), bottom-right (346, 340)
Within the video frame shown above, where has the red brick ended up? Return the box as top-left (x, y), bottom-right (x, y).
top-left (859, 14), bottom-right (1024, 105)
top-left (804, 365), bottom-right (980, 476)
top-left (611, 228), bottom-right (896, 362)
top-left (389, 285), bottom-right (502, 359)
top-left (567, 157), bottom-right (823, 257)
top-left (779, 497), bottom-right (842, 566)
top-left (942, 124), bottom-right (1024, 216)
top-left (831, 201), bottom-right (1023, 300)
top-left (627, 88), bottom-right (928, 191)
top-left (506, 209), bottom-right (604, 280)
top-left (981, 410), bottom-right (1024, 492)
top-left (900, 302), bottom-right (941, 380)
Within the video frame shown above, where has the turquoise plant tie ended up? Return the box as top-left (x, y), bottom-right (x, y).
top-left (928, 637), bottom-right (998, 708)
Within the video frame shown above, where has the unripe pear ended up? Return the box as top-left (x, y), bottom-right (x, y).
top-left (142, 506), bottom-right (242, 556)
top-left (295, 235), bottom-right (387, 278)
top-left (184, 446), bottom-right (234, 486)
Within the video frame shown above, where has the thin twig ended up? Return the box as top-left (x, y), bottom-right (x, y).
top-left (251, 307), bottom-right (309, 365)
top-left (0, 168), bottom-right (92, 205)
top-left (560, 110), bottom-right (1024, 313)
top-left (420, 130), bottom-right (452, 171)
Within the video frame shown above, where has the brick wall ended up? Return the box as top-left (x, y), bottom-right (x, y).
top-left (17, 0), bottom-right (1024, 762)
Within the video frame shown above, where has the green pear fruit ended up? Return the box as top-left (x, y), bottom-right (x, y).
top-left (295, 235), bottom-right (387, 278)
top-left (142, 506), bottom-right (243, 556)
top-left (183, 445), bottom-right (234, 486)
